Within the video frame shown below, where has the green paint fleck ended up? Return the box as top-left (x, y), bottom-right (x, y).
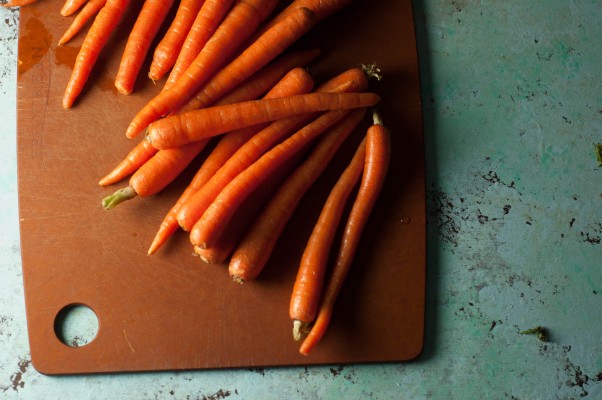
top-left (520, 326), bottom-right (548, 342)
top-left (595, 143), bottom-right (602, 167)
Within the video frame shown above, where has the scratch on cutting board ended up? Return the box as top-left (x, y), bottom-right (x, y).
top-left (123, 329), bottom-right (135, 353)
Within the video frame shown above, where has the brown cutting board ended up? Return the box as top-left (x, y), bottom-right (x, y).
top-left (16, 0), bottom-right (425, 375)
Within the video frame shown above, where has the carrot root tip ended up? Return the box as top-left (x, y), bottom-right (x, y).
top-left (231, 276), bottom-right (245, 284)
top-left (101, 186), bottom-right (137, 210)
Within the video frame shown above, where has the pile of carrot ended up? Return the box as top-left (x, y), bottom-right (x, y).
top-left (10, 0), bottom-right (392, 356)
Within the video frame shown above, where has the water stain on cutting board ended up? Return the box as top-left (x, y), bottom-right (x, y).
top-left (17, 17), bottom-right (52, 78)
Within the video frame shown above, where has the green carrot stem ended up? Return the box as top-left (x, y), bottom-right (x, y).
top-left (102, 186), bottom-right (137, 210)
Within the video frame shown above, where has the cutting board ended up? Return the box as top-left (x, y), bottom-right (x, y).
top-left (16, 0), bottom-right (425, 375)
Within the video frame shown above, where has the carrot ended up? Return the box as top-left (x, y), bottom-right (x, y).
top-left (175, 7), bottom-right (316, 114)
top-left (146, 92), bottom-right (380, 150)
top-left (174, 71), bottom-right (320, 233)
top-left (101, 140), bottom-right (208, 210)
top-left (228, 108), bottom-right (366, 283)
top-left (125, 0), bottom-right (279, 138)
top-left (101, 54), bottom-right (318, 198)
top-left (192, 191), bottom-right (270, 264)
top-left (114, 0), bottom-right (176, 95)
top-left (98, 139), bottom-right (157, 186)
top-left (189, 106), bottom-right (363, 249)
top-left (61, 0), bottom-right (88, 16)
top-left (63, 0), bottom-right (131, 109)
top-left (273, 0), bottom-right (353, 24)
top-left (299, 110), bottom-right (391, 355)
top-left (161, 0), bottom-right (235, 89)
top-left (148, 0), bottom-right (207, 82)
top-left (2, 0), bottom-right (39, 7)
top-left (192, 139), bottom-right (306, 264)
top-left (59, 0), bottom-right (107, 46)
top-left (252, 0), bottom-right (353, 41)
top-left (210, 49), bottom-right (320, 106)
top-left (290, 135), bottom-right (367, 341)
top-left (148, 66), bottom-right (314, 254)
top-left (194, 244), bottom-right (231, 265)
top-left (175, 113), bottom-right (306, 232)
top-left (175, 67), bottom-right (371, 233)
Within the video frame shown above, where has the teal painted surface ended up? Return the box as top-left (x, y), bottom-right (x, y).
top-left (1, 1), bottom-right (601, 399)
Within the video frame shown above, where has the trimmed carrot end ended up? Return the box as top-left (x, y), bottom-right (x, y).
top-left (372, 109), bottom-right (384, 125)
top-left (293, 320), bottom-right (303, 341)
top-left (148, 68), bottom-right (165, 82)
top-left (231, 276), bottom-right (245, 285)
top-left (292, 319), bottom-right (311, 342)
top-left (115, 82), bottom-right (133, 96)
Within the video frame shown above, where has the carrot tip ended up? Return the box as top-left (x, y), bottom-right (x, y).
top-left (127, 125), bottom-right (142, 139)
top-left (101, 186), bottom-right (137, 210)
top-left (62, 97), bottom-right (73, 109)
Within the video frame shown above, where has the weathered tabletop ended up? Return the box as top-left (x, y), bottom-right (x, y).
top-left (1, 1), bottom-right (601, 399)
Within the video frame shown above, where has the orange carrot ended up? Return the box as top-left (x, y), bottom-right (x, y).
top-left (175, 67), bottom-right (371, 232)
top-left (299, 110), bottom-right (391, 355)
top-left (148, 0), bottom-right (207, 82)
top-left (192, 139), bottom-right (306, 264)
top-left (161, 0), bottom-right (235, 89)
top-left (252, 0), bottom-right (353, 41)
top-left (61, 0), bottom-right (88, 16)
top-left (173, 68), bottom-right (318, 233)
top-left (101, 140), bottom-right (208, 210)
top-left (98, 139), bottom-right (157, 186)
top-left (228, 108), bottom-right (366, 283)
top-left (148, 66), bottom-right (314, 255)
top-left (175, 112), bottom-right (307, 233)
top-left (125, 0), bottom-right (279, 138)
top-left (100, 54), bottom-right (318, 196)
top-left (176, 7), bottom-right (316, 114)
top-left (147, 92), bottom-right (380, 150)
top-left (59, 0), bottom-right (107, 46)
top-left (189, 106), bottom-right (363, 249)
top-left (63, 0), bottom-right (130, 108)
top-left (290, 135), bottom-right (367, 341)
top-left (273, 0), bottom-right (353, 24)
top-left (210, 49), bottom-right (320, 106)
top-left (194, 245), bottom-right (230, 265)
top-left (114, 0), bottom-right (175, 95)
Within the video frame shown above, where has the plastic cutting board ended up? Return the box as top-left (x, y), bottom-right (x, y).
top-left (16, 0), bottom-right (426, 374)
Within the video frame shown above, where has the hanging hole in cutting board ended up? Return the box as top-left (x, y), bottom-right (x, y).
top-left (54, 304), bottom-right (99, 348)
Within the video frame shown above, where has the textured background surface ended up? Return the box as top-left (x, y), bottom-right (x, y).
top-left (1, 1), bottom-right (601, 399)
